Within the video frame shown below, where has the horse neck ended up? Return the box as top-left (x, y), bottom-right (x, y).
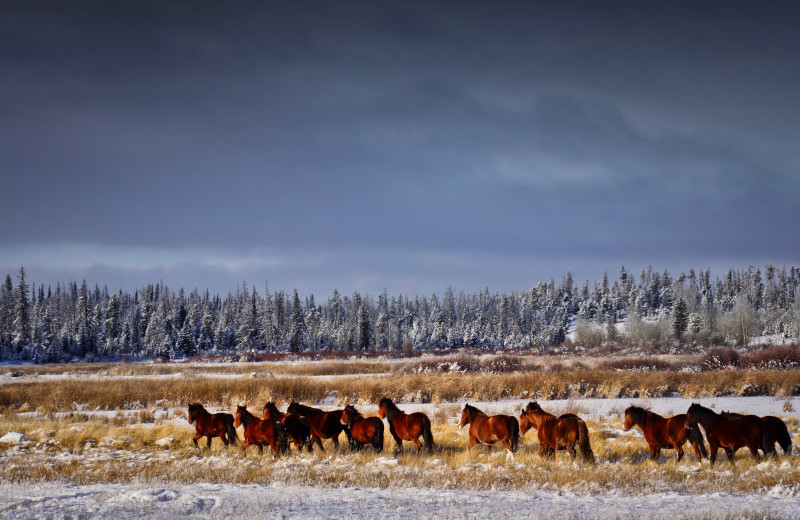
top-left (383, 403), bottom-right (403, 421)
top-left (627, 408), bottom-right (649, 427)
top-left (466, 406), bottom-right (484, 422)
top-left (265, 404), bottom-right (283, 419)
top-left (692, 406), bottom-right (718, 428)
top-left (238, 409), bottom-right (258, 428)
top-left (530, 411), bottom-right (552, 428)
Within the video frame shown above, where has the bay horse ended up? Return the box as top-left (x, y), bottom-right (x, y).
top-left (340, 404), bottom-right (384, 452)
top-left (233, 405), bottom-right (288, 458)
top-left (721, 411), bottom-right (792, 455)
top-left (378, 398), bottom-right (434, 454)
top-left (262, 402), bottom-right (312, 453)
top-left (286, 402), bottom-right (352, 451)
top-left (623, 405), bottom-right (708, 462)
top-left (685, 403), bottom-right (774, 465)
top-left (519, 402), bottom-right (594, 463)
top-left (459, 404), bottom-right (519, 461)
top-left (187, 403), bottom-right (238, 449)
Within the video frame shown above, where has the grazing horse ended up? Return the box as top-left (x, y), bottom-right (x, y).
top-left (721, 411), bottom-right (792, 455)
top-left (378, 398), bottom-right (435, 454)
top-left (685, 403), bottom-right (774, 465)
top-left (286, 402), bottom-right (351, 451)
top-left (233, 405), bottom-right (288, 458)
top-left (187, 403), bottom-right (238, 449)
top-left (459, 404), bottom-right (519, 461)
top-left (623, 405), bottom-right (708, 462)
top-left (519, 402), bottom-right (594, 463)
top-left (262, 402), bottom-right (312, 453)
top-left (340, 404), bottom-right (384, 452)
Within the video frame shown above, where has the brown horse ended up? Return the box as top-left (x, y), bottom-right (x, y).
top-left (685, 403), bottom-right (774, 465)
top-left (378, 398), bottom-right (435, 454)
top-left (459, 404), bottom-right (519, 461)
top-left (234, 405), bottom-right (288, 458)
top-left (721, 411), bottom-right (792, 455)
top-left (262, 402), bottom-right (312, 453)
top-left (623, 405), bottom-right (708, 462)
top-left (519, 402), bottom-right (594, 463)
top-left (286, 402), bottom-right (352, 451)
top-left (187, 403), bottom-right (238, 449)
top-left (340, 404), bottom-right (384, 452)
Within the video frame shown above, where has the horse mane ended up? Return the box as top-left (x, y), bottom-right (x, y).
top-left (263, 402), bottom-right (283, 419)
top-left (525, 401), bottom-right (543, 413)
top-left (236, 406), bottom-right (259, 428)
top-left (464, 404), bottom-right (484, 421)
top-left (343, 404), bottom-right (363, 423)
top-left (624, 405), bottom-right (659, 423)
top-left (288, 402), bottom-right (318, 414)
top-left (189, 403), bottom-right (209, 416)
top-left (720, 410), bottom-right (744, 420)
top-left (379, 397), bottom-right (401, 414)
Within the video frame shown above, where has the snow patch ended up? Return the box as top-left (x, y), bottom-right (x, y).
top-left (0, 432), bottom-right (28, 444)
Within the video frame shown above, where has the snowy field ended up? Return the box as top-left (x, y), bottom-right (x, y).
top-left (3, 481), bottom-right (800, 519)
top-left (2, 394), bottom-right (799, 519)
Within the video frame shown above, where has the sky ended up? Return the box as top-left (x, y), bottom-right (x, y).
top-left (1, 1), bottom-right (799, 297)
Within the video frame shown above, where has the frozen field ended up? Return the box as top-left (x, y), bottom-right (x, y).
top-left (2, 395), bottom-right (799, 519)
top-left (2, 481), bottom-right (800, 519)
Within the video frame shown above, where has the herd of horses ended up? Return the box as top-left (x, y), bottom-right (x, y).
top-left (187, 400), bottom-right (793, 466)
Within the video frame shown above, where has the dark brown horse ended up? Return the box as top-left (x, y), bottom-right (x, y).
top-left (262, 402), bottom-right (312, 453)
top-left (721, 411), bottom-right (792, 455)
top-left (234, 405), bottom-right (288, 457)
top-left (459, 404), bottom-right (519, 461)
top-left (187, 403), bottom-right (238, 449)
top-left (623, 405), bottom-right (707, 462)
top-left (685, 403), bottom-right (774, 465)
top-left (378, 398), bottom-right (435, 454)
top-left (340, 404), bottom-right (384, 452)
top-left (286, 402), bottom-right (351, 451)
top-left (520, 402), bottom-right (594, 463)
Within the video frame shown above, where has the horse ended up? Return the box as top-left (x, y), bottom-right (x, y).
top-left (262, 402), bottom-right (313, 453)
top-left (721, 411), bottom-right (792, 455)
top-left (378, 398), bottom-right (435, 454)
top-left (340, 404), bottom-right (384, 452)
top-left (623, 405), bottom-right (708, 462)
top-left (685, 403), bottom-right (775, 465)
top-left (187, 403), bottom-right (238, 449)
top-left (459, 404), bottom-right (519, 461)
top-left (519, 402), bottom-right (594, 463)
top-left (286, 402), bottom-right (352, 451)
top-left (233, 405), bottom-right (288, 458)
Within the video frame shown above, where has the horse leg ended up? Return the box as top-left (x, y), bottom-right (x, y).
top-left (746, 442), bottom-right (761, 461)
top-left (311, 434), bottom-right (324, 451)
top-left (708, 442), bottom-right (718, 466)
top-left (206, 436), bottom-right (213, 450)
top-left (649, 445), bottom-right (658, 461)
top-left (411, 437), bottom-right (422, 455)
top-left (725, 447), bottom-right (736, 464)
top-left (674, 442), bottom-right (684, 463)
top-left (221, 433), bottom-right (229, 448)
top-left (192, 433), bottom-right (201, 448)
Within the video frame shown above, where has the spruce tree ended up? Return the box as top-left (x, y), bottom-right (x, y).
top-left (672, 298), bottom-right (688, 340)
top-left (14, 266), bottom-right (30, 353)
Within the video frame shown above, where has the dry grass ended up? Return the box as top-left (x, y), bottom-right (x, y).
top-left (3, 368), bottom-right (800, 413)
top-left (1, 411), bottom-right (798, 496)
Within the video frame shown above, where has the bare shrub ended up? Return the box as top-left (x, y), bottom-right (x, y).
top-left (701, 347), bottom-right (741, 370)
top-left (598, 357), bottom-right (682, 372)
top-left (741, 345), bottom-right (800, 370)
top-left (574, 320), bottom-right (604, 348)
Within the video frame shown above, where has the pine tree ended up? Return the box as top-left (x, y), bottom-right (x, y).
top-left (14, 266), bottom-right (31, 354)
top-left (672, 298), bottom-right (688, 340)
top-left (289, 289), bottom-right (306, 352)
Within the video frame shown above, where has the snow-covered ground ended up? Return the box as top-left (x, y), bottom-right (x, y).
top-left (1, 481), bottom-right (799, 519)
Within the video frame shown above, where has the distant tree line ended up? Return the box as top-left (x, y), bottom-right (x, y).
top-left (1, 265), bottom-right (799, 363)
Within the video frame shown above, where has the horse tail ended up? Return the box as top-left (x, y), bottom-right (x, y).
top-left (687, 423), bottom-right (708, 460)
top-left (422, 415), bottom-right (435, 452)
top-left (509, 416), bottom-right (520, 453)
top-left (301, 416), bottom-right (313, 452)
top-left (276, 421), bottom-right (289, 455)
top-left (376, 420), bottom-right (385, 453)
top-left (577, 419), bottom-right (595, 464)
top-left (773, 420), bottom-right (792, 455)
top-left (226, 415), bottom-right (239, 446)
top-left (760, 420), bottom-right (776, 457)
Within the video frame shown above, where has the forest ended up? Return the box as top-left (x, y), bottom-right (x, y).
top-left (1, 265), bottom-right (799, 363)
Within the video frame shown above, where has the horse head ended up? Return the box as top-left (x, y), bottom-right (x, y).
top-left (685, 403), bottom-right (700, 430)
top-left (519, 409), bottom-right (535, 434)
top-left (233, 405), bottom-right (247, 428)
top-left (623, 406), bottom-right (646, 431)
top-left (340, 404), bottom-right (360, 427)
top-left (286, 401), bottom-right (300, 415)
top-left (377, 398), bottom-right (389, 419)
top-left (262, 402), bottom-right (280, 421)
top-left (459, 404), bottom-right (478, 428)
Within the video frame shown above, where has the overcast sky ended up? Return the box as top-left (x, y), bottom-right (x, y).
top-left (1, 1), bottom-right (798, 296)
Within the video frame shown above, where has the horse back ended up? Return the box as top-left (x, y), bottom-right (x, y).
top-left (396, 411), bottom-right (427, 439)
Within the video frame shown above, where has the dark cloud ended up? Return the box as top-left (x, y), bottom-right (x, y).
top-left (1, 1), bottom-right (798, 294)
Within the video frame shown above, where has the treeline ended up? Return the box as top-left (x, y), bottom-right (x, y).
top-left (1, 265), bottom-right (800, 363)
